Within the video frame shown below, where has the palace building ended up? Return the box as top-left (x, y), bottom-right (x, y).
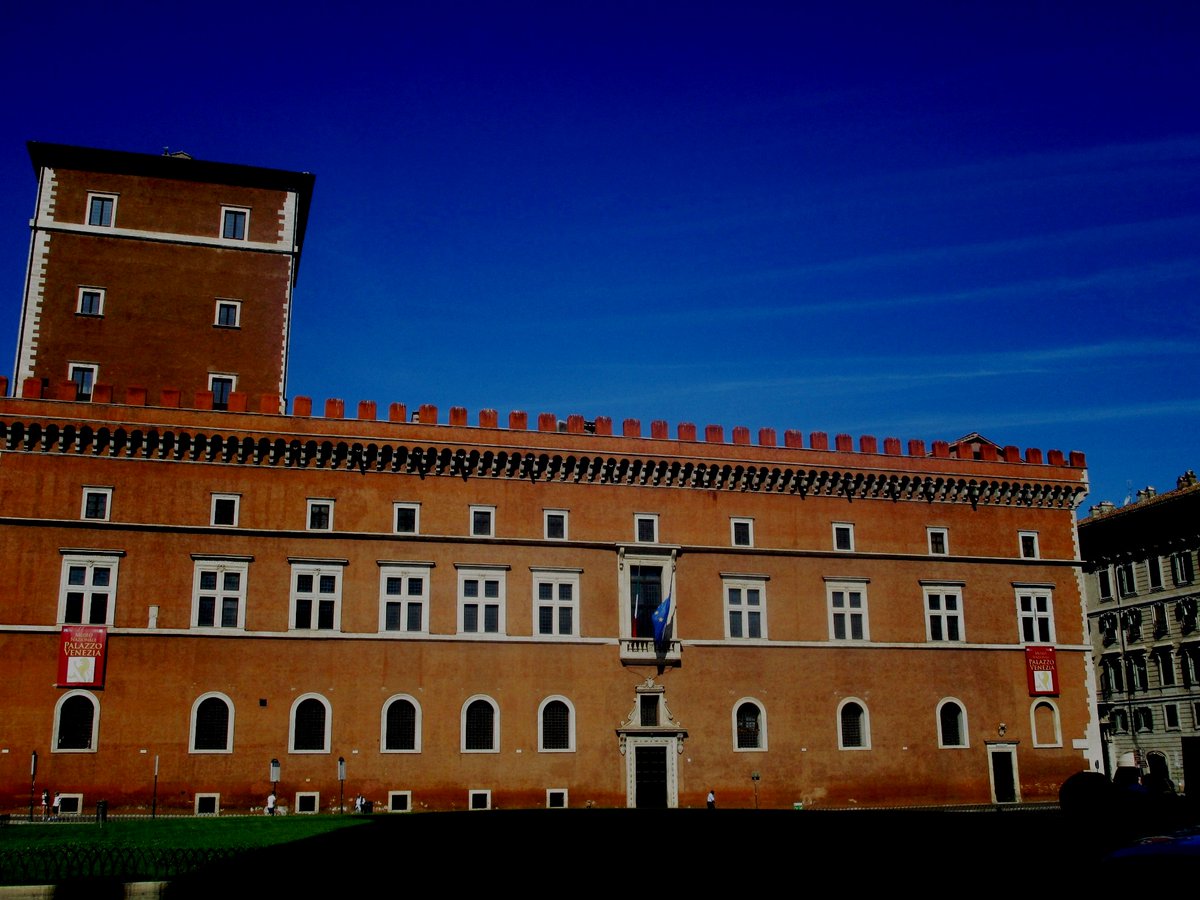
top-left (0, 142), bottom-right (1099, 815)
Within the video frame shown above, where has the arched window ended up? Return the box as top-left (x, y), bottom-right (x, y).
top-left (937, 699), bottom-right (967, 748)
top-left (838, 698), bottom-right (870, 750)
top-left (538, 697), bottom-right (575, 752)
top-left (290, 694), bottom-right (331, 753)
top-left (462, 696), bottom-right (499, 752)
top-left (734, 699), bottom-right (766, 750)
top-left (54, 691), bottom-right (98, 751)
top-left (382, 695), bottom-right (421, 752)
top-left (191, 693), bottom-right (233, 752)
top-left (1031, 700), bottom-right (1061, 747)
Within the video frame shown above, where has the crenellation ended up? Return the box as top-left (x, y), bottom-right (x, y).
top-left (651, 420), bottom-right (669, 439)
top-left (623, 418), bottom-right (641, 437)
top-left (884, 437), bottom-right (901, 455)
top-left (834, 433), bottom-right (853, 451)
top-left (478, 409), bottom-right (498, 428)
top-left (859, 435), bottom-right (878, 454)
top-left (418, 404), bottom-right (437, 424)
top-left (678, 422), bottom-right (696, 441)
top-left (508, 410), bottom-right (528, 430)
top-left (325, 398), bottom-right (345, 419)
top-left (388, 402), bottom-right (407, 423)
top-left (810, 431), bottom-right (829, 450)
top-left (92, 384), bottom-right (114, 404)
top-left (537, 412), bottom-right (557, 432)
top-left (733, 426), bottom-right (750, 445)
top-left (359, 400), bottom-right (378, 421)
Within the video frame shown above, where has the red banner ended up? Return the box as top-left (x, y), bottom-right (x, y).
top-left (58, 626), bottom-right (108, 688)
top-left (1025, 645), bottom-right (1058, 695)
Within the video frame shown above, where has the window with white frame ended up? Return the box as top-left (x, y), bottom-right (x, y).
top-left (87, 193), bottom-right (116, 227)
top-left (544, 509), bottom-right (568, 540)
top-left (1172, 551), bottom-right (1195, 586)
top-left (77, 286), bottom-right (105, 316)
top-left (1116, 562), bottom-right (1136, 597)
top-left (1147, 555), bottom-right (1163, 591)
top-left (546, 789), bottom-right (568, 809)
top-left (731, 518), bottom-right (754, 548)
top-left (388, 791), bottom-right (412, 812)
top-left (1183, 647), bottom-right (1200, 688)
top-left (1100, 654), bottom-right (1124, 695)
top-left (733, 699), bottom-right (767, 750)
top-left (1155, 647), bottom-right (1176, 686)
top-left (68, 363), bottom-right (97, 401)
top-left (724, 575), bottom-right (767, 639)
top-left (1096, 568), bottom-right (1112, 601)
top-left (625, 558), bottom-right (670, 641)
top-left (927, 527), bottom-right (948, 555)
top-left (221, 206), bottom-right (249, 240)
top-left (190, 693), bottom-right (234, 753)
top-left (470, 505), bottom-right (495, 537)
top-left (837, 698), bottom-right (870, 749)
top-left (81, 487), bottom-right (111, 521)
top-left (59, 552), bottom-right (120, 625)
top-left (827, 579), bottom-right (868, 641)
top-left (210, 493), bottom-right (240, 527)
top-left (462, 695), bottom-right (499, 752)
top-left (1019, 531), bottom-right (1040, 559)
top-left (1126, 652), bottom-right (1149, 692)
top-left (924, 585), bottom-right (963, 642)
top-left (379, 563), bottom-right (430, 633)
top-left (208, 374), bottom-right (236, 411)
top-left (937, 699), bottom-right (968, 748)
top-left (290, 561), bottom-right (344, 631)
top-left (469, 790), bottom-right (491, 810)
top-left (1133, 705), bottom-right (1154, 733)
top-left (538, 696), bottom-right (575, 752)
top-left (192, 557), bottom-right (249, 629)
top-left (833, 522), bottom-right (855, 552)
top-left (381, 694), bottom-right (421, 752)
top-left (214, 299), bottom-right (241, 328)
top-left (194, 794), bottom-right (220, 816)
top-left (290, 694), bottom-right (331, 752)
top-left (394, 502), bottom-right (420, 535)
top-left (1110, 707), bottom-right (1129, 733)
top-left (1031, 700), bottom-right (1061, 747)
top-left (54, 691), bottom-right (99, 752)
top-left (532, 569), bottom-right (580, 637)
top-left (307, 499), bottom-right (334, 531)
top-left (295, 792), bottom-right (319, 814)
top-left (1165, 703), bottom-right (1181, 730)
top-left (634, 514), bottom-right (659, 543)
top-left (1016, 587), bottom-right (1054, 643)
top-left (457, 566), bottom-right (507, 635)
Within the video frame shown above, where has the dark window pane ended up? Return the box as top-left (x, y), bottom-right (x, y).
top-left (385, 699), bottom-right (416, 750)
top-left (295, 598), bottom-right (312, 629)
top-left (385, 602), bottom-right (402, 631)
top-left (539, 607), bottom-right (553, 634)
top-left (465, 700), bottom-right (494, 750)
top-left (194, 697), bottom-right (230, 750)
top-left (57, 695), bottom-right (95, 749)
top-left (463, 605), bottom-right (478, 632)
top-left (317, 599), bottom-right (335, 630)
top-left (406, 603), bottom-right (422, 631)
top-left (221, 598), bottom-right (238, 627)
top-left (542, 701), bottom-right (570, 750)
top-left (197, 596), bottom-right (215, 626)
top-left (484, 605), bottom-right (499, 632)
top-left (559, 607), bottom-right (573, 634)
top-left (293, 699), bottom-right (326, 751)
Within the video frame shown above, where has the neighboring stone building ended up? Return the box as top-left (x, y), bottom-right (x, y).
top-left (1080, 471), bottom-right (1200, 794)
top-left (0, 143), bottom-right (1099, 816)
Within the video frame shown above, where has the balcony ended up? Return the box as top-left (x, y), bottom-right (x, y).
top-left (620, 637), bottom-right (681, 667)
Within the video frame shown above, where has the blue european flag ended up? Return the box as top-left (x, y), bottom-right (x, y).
top-left (652, 589), bottom-right (674, 648)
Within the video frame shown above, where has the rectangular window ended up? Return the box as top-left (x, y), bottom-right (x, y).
top-left (532, 569), bottom-right (580, 637)
top-left (1019, 532), bottom-right (1040, 559)
top-left (731, 518), bottom-right (754, 548)
top-left (1133, 706), bottom-right (1154, 733)
top-left (1156, 648), bottom-right (1176, 687)
top-left (208, 374), bottom-right (235, 411)
top-left (59, 553), bottom-right (120, 625)
top-left (192, 559), bottom-right (249, 629)
top-left (1127, 653), bottom-right (1149, 692)
top-left (291, 562), bottom-right (344, 631)
top-left (470, 505), bottom-right (495, 538)
top-left (1165, 703), bottom-right (1181, 730)
top-left (457, 566), bottom-right (507, 635)
top-left (307, 499), bottom-right (334, 531)
top-left (639, 695), bottom-right (660, 727)
top-left (1017, 589), bottom-right (1055, 643)
top-left (69, 364), bottom-right (97, 401)
top-left (87, 193), bottom-right (116, 227)
top-left (925, 587), bottom-right (963, 641)
top-left (77, 287), bottom-right (105, 316)
top-left (214, 300), bottom-right (241, 328)
top-left (1116, 562), bottom-right (1136, 597)
top-left (635, 514), bottom-right (659, 543)
top-left (1153, 603), bottom-right (1169, 639)
top-left (221, 206), bottom-right (249, 240)
top-left (211, 494), bottom-right (240, 527)
top-left (81, 487), bottom-right (112, 521)
top-left (1096, 568), bottom-right (1112, 601)
top-left (1183, 648), bottom-right (1200, 688)
top-left (379, 564), bottom-right (431, 634)
top-left (927, 527), bottom-right (948, 555)
top-left (544, 510), bottom-right (568, 540)
top-left (724, 576), bottom-right (767, 639)
top-left (1172, 551), bottom-right (1195, 586)
top-left (1147, 555), bottom-right (1163, 591)
top-left (394, 503), bottom-right (420, 535)
top-left (827, 579), bottom-right (868, 641)
top-left (833, 523), bottom-right (854, 552)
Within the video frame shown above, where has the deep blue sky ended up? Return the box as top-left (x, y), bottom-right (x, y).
top-left (2, 2), bottom-right (1197, 515)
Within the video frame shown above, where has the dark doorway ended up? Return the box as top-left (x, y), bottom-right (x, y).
top-left (635, 745), bottom-right (667, 808)
top-left (990, 749), bottom-right (1016, 803)
top-left (1182, 737), bottom-right (1200, 810)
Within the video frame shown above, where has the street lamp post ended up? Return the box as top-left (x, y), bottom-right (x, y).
top-left (269, 758), bottom-right (280, 796)
top-left (338, 757), bottom-right (346, 814)
top-left (28, 751), bottom-right (37, 823)
top-left (151, 755), bottom-right (159, 819)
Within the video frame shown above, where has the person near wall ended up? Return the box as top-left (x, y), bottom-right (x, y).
top-left (707, 789), bottom-right (716, 810)
top-left (266, 792), bottom-right (277, 816)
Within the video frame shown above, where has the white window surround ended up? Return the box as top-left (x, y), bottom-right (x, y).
top-left (927, 527), bottom-right (949, 555)
top-left (288, 693), bottom-right (332, 754)
top-left (81, 486), bottom-right (112, 521)
top-left (936, 697), bottom-right (969, 748)
top-left (732, 697), bottom-right (768, 752)
top-left (86, 192), bottom-right (117, 227)
top-left (191, 556), bottom-right (250, 630)
top-left (461, 695), bottom-right (500, 753)
top-left (456, 565), bottom-right (508, 635)
top-left (294, 791), bottom-right (320, 814)
top-left (289, 560), bottom-right (346, 632)
top-left (210, 493), bottom-right (240, 527)
top-left (379, 563), bottom-right (432, 634)
top-left (1030, 699), bottom-right (1062, 748)
top-left (214, 299), bottom-right (241, 327)
top-left (208, 373), bottom-right (236, 411)
top-left (544, 509), bottom-right (568, 541)
top-left (470, 505), bottom-right (495, 538)
top-left (1016, 585), bottom-right (1055, 644)
top-left (77, 286), bottom-right (105, 316)
top-left (1019, 531), bottom-right (1040, 559)
top-left (194, 794), bottom-right (220, 816)
top-left (189, 692), bottom-right (235, 754)
top-left (826, 577), bottom-right (869, 642)
top-left (923, 582), bottom-right (965, 642)
top-left (1165, 703), bottom-right (1181, 730)
top-left (53, 794), bottom-right (85, 816)
top-left (546, 789), bottom-right (568, 809)
top-left (634, 513), bottom-right (659, 543)
top-left (68, 363), bottom-right (98, 401)
top-left (833, 522), bottom-right (855, 552)
top-left (731, 517), bottom-right (754, 548)
top-left (723, 574), bottom-right (768, 640)
top-left (469, 789), bottom-right (492, 810)
top-left (393, 502), bottom-right (420, 535)
top-left (307, 498), bottom-right (334, 531)
top-left (52, 690), bottom-right (100, 753)
top-left (58, 551), bottom-right (122, 626)
top-left (380, 693), bottom-right (423, 753)
top-left (837, 697), bottom-right (871, 750)
top-left (537, 695), bottom-right (576, 752)
top-left (387, 791), bottom-right (413, 812)
top-left (221, 205), bottom-right (250, 240)
top-left (531, 568), bottom-right (581, 638)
